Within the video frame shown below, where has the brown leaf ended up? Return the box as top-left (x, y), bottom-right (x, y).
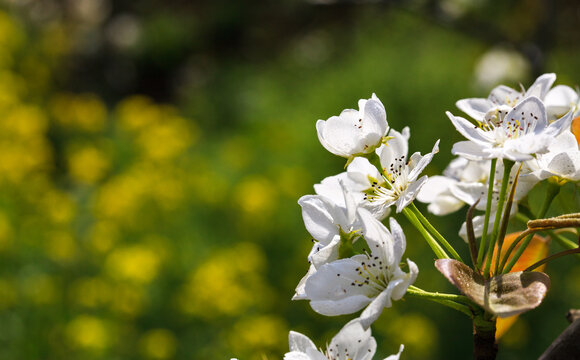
top-left (435, 259), bottom-right (550, 318)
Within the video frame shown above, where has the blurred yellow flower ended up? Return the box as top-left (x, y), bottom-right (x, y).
top-left (88, 220), bottom-right (120, 253)
top-left (67, 143), bottom-right (111, 184)
top-left (50, 93), bottom-right (108, 132)
top-left (66, 315), bottom-right (110, 351)
top-left (139, 329), bottom-right (178, 359)
top-left (136, 116), bottom-right (195, 161)
top-left (94, 171), bottom-right (147, 223)
top-left (2, 104), bottom-right (48, 137)
top-left (176, 242), bottom-right (271, 318)
top-left (0, 138), bottom-right (52, 183)
top-left (227, 315), bottom-right (287, 360)
top-left (39, 190), bottom-right (76, 225)
top-left (105, 244), bottom-right (163, 284)
top-left (234, 176), bottom-right (277, 216)
top-left (116, 96), bottom-right (159, 132)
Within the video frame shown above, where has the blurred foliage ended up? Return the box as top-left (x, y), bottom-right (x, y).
top-left (0, 0), bottom-right (578, 359)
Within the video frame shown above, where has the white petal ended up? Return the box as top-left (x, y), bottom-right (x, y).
top-left (383, 344), bottom-right (405, 360)
top-left (329, 319), bottom-right (376, 360)
top-left (361, 97), bottom-right (388, 138)
top-left (524, 73), bottom-right (556, 99)
top-left (298, 195), bottom-right (341, 245)
top-left (305, 258), bottom-right (376, 315)
top-left (309, 295), bottom-right (372, 317)
top-left (547, 152), bottom-right (580, 180)
top-left (525, 73), bottom-right (556, 99)
top-left (416, 176), bottom-right (455, 203)
top-left (488, 85), bottom-right (522, 106)
top-left (379, 128), bottom-right (409, 170)
top-left (456, 98), bottom-right (493, 121)
top-left (289, 331), bottom-right (318, 353)
top-left (544, 108), bottom-right (574, 138)
top-left (310, 236), bottom-right (341, 268)
top-left (447, 112), bottom-right (491, 145)
top-left (359, 288), bottom-right (394, 328)
top-left (504, 96), bottom-right (547, 134)
top-left (284, 351), bottom-right (314, 360)
top-left (545, 85), bottom-right (578, 118)
top-left (316, 118), bottom-right (350, 157)
top-left (452, 140), bottom-right (491, 160)
top-left (427, 195), bottom-right (465, 215)
top-left (346, 157), bottom-right (382, 189)
top-left (449, 182), bottom-right (488, 208)
top-left (504, 134), bottom-right (551, 160)
top-left (390, 259), bottom-right (419, 300)
top-left (407, 139), bottom-right (439, 181)
top-left (293, 265), bottom-right (317, 300)
top-left (358, 208), bottom-right (395, 266)
top-left (389, 218), bottom-right (406, 267)
top-left (395, 175), bottom-right (428, 213)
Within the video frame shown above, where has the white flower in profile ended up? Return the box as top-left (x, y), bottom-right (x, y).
top-left (456, 73), bottom-right (556, 122)
top-left (527, 131), bottom-right (580, 182)
top-left (361, 127), bottom-right (439, 213)
top-left (300, 209), bottom-right (418, 328)
top-left (316, 94), bottom-right (388, 159)
top-left (448, 96), bottom-right (573, 161)
top-left (285, 319), bottom-right (404, 360)
top-left (298, 175), bottom-right (362, 267)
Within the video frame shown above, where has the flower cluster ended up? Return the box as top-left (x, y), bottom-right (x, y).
top-left (289, 94), bottom-right (448, 358)
top-left (419, 73), bottom-right (580, 239)
top-left (287, 74), bottom-right (580, 359)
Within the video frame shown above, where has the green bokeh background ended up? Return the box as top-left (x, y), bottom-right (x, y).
top-left (0, 1), bottom-right (579, 359)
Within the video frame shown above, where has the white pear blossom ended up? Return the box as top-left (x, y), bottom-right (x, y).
top-left (456, 73), bottom-right (556, 122)
top-left (342, 127), bottom-right (439, 214)
top-left (526, 131), bottom-right (580, 182)
top-left (316, 94), bottom-right (388, 158)
top-left (300, 209), bottom-right (418, 328)
top-left (448, 96), bottom-right (573, 161)
top-left (285, 319), bottom-right (404, 360)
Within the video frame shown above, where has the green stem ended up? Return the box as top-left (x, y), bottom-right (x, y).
top-left (494, 164), bottom-right (522, 275)
top-left (477, 159), bottom-right (497, 267)
top-left (409, 202), bottom-right (463, 262)
top-left (483, 160), bottom-right (514, 278)
top-left (402, 208), bottom-right (449, 259)
top-left (406, 286), bottom-right (474, 317)
top-left (501, 182), bottom-right (560, 273)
